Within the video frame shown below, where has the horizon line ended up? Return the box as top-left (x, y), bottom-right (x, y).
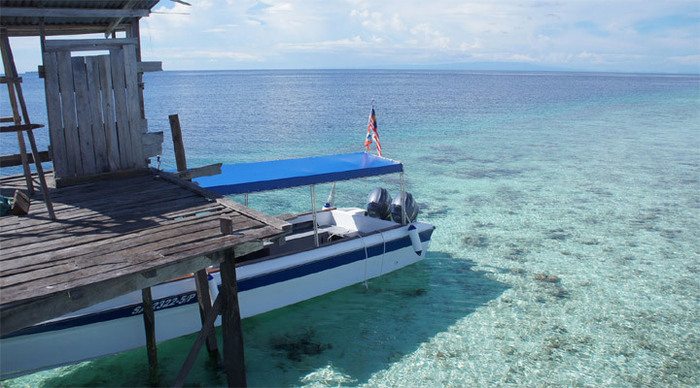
top-left (18, 67), bottom-right (700, 77)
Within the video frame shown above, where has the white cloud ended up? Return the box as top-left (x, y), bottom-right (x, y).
top-left (197, 50), bottom-right (261, 61)
top-left (669, 54), bottom-right (700, 65)
top-left (350, 9), bottom-right (367, 18)
top-left (245, 19), bottom-right (264, 26)
top-left (409, 23), bottom-right (450, 49)
top-left (459, 40), bottom-right (482, 51)
top-left (152, 48), bottom-right (262, 61)
top-left (11, 0), bottom-right (698, 73)
top-left (351, 8), bottom-right (406, 33)
top-left (266, 3), bottom-right (293, 13)
top-left (576, 51), bottom-right (606, 64)
top-left (204, 24), bottom-right (239, 33)
top-left (389, 14), bottom-right (405, 32)
top-left (279, 36), bottom-right (370, 51)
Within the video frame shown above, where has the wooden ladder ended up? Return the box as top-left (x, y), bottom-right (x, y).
top-left (0, 30), bottom-right (55, 220)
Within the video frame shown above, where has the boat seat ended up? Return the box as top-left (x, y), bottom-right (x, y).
top-left (290, 219), bottom-right (315, 234)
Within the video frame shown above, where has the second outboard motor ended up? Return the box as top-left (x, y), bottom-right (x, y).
top-left (390, 192), bottom-right (418, 223)
top-left (366, 187), bottom-right (392, 219)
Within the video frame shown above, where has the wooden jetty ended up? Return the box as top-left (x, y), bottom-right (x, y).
top-left (0, 169), bottom-right (288, 385)
top-left (0, 1), bottom-right (289, 386)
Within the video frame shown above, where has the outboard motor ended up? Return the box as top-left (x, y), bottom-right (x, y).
top-left (390, 192), bottom-right (418, 223)
top-left (366, 187), bottom-right (392, 219)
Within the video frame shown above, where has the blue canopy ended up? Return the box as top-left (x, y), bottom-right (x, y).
top-left (194, 152), bottom-right (403, 195)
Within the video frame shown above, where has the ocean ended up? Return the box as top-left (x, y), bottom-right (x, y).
top-left (1, 70), bottom-right (699, 386)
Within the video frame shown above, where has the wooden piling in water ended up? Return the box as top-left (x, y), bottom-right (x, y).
top-left (194, 269), bottom-right (220, 357)
top-left (134, 112), bottom-right (194, 380)
top-left (172, 295), bottom-right (222, 388)
top-left (219, 217), bottom-right (247, 387)
top-left (169, 113), bottom-right (220, 357)
top-left (172, 218), bottom-right (247, 387)
top-left (141, 287), bottom-right (158, 384)
top-left (169, 114), bottom-right (187, 172)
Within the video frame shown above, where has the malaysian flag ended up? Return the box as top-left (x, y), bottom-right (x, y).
top-left (364, 107), bottom-right (382, 156)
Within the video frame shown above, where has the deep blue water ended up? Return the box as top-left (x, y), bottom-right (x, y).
top-left (1, 70), bottom-right (699, 386)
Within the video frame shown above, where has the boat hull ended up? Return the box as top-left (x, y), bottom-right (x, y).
top-left (1, 223), bottom-right (434, 378)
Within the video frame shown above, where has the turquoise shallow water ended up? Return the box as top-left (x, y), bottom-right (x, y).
top-left (1, 70), bottom-right (699, 386)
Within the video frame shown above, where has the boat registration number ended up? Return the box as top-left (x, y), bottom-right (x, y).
top-left (130, 292), bottom-right (197, 315)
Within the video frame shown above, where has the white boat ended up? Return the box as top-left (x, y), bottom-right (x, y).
top-left (0, 152), bottom-right (434, 378)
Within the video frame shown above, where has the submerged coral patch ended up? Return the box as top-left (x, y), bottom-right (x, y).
top-left (270, 329), bottom-right (333, 362)
top-left (461, 234), bottom-right (490, 248)
top-left (473, 220), bottom-right (496, 228)
top-left (463, 168), bottom-right (524, 179)
top-left (546, 228), bottom-right (571, 241)
top-left (399, 288), bottom-right (428, 297)
top-left (533, 273), bottom-right (560, 283)
top-left (505, 247), bottom-right (528, 261)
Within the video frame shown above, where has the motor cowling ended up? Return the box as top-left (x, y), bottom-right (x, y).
top-left (366, 187), bottom-right (392, 219)
top-left (390, 192), bottom-right (418, 223)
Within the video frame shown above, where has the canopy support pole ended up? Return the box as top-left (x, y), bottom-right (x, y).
top-left (400, 172), bottom-right (406, 225)
top-left (310, 184), bottom-right (319, 247)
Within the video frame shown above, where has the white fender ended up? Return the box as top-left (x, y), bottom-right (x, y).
top-left (408, 224), bottom-right (422, 255)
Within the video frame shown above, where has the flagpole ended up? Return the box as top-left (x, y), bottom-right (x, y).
top-left (363, 100), bottom-right (381, 157)
top-left (323, 182), bottom-right (336, 209)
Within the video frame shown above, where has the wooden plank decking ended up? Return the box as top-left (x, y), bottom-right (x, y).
top-left (0, 170), bottom-right (288, 336)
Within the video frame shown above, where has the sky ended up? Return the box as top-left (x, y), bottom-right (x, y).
top-left (8, 0), bottom-right (700, 73)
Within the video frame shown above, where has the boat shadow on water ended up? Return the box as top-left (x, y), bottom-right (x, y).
top-left (245, 250), bottom-right (508, 386)
top-left (31, 251), bottom-right (507, 387)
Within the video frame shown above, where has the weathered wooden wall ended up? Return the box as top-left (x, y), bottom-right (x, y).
top-left (42, 38), bottom-right (162, 182)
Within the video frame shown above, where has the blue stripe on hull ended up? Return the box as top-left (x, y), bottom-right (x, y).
top-left (366, 243), bottom-right (384, 257)
top-left (2, 291), bottom-right (198, 339)
top-left (238, 246), bottom-right (367, 291)
top-left (3, 228), bottom-right (434, 339)
top-left (238, 226), bottom-right (433, 291)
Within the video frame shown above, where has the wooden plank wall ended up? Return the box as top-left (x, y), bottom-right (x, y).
top-left (97, 55), bottom-right (120, 171)
top-left (123, 45), bottom-right (146, 168)
top-left (55, 51), bottom-right (82, 176)
top-left (71, 56), bottom-right (97, 175)
top-left (42, 39), bottom-right (162, 181)
top-left (85, 57), bottom-right (110, 172)
top-left (108, 47), bottom-right (134, 169)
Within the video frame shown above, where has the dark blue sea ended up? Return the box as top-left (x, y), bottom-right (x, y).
top-left (1, 70), bottom-right (699, 386)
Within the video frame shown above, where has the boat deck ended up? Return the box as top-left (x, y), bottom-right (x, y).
top-left (0, 170), bottom-right (288, 336)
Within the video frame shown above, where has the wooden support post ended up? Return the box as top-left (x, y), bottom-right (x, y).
top-left (0, 30), bottom-right (33, 195)
top-left (104, 0), bottom-right (138, 38)
top-left (141, 287), bottom-right (158, 384)
top-left (194, 269), bottom-right (219, 357)
top-left (169, 114), bottom-right (187, 172)
top-left (25, 128), bottom-right (55, 219)
top-left (219, 218), bottom-right (247, 387)
top-left (173, 295), bottom-right (222, 388)
top-left (126, 21), bottom-right (146, 120)
top-left (168, 114), bottom-right (220, 359)
top-left (1, 30), bottom-right (55, 219)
